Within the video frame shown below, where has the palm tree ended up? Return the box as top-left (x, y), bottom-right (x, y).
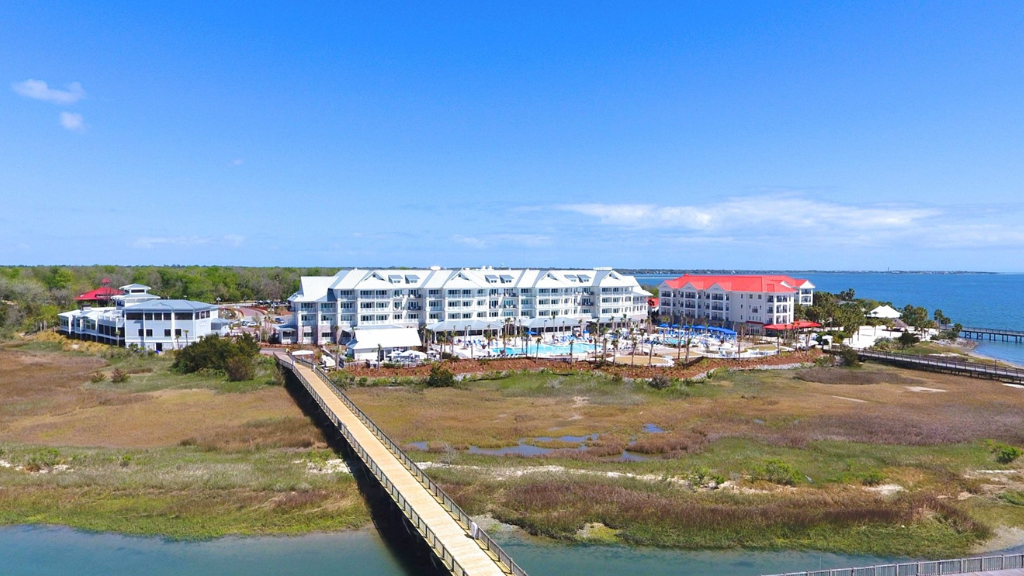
top-left (569, 339), bottom-right (574, 364)
top-left (684, 335), bottom-right (692, 364)
top-left (630, 334), bottom-right (638, 366)
top-left (534, 336), bottom-right (542, 360)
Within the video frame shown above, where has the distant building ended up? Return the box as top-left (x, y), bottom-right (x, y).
top-left (658, 274), bottom-right (815, 334)
top-left (74, 278), bottom-right (123, 307)
top-left (281, 267), bottom-right (651, 347)
top-left (58, 284), bottom-right (220, 351)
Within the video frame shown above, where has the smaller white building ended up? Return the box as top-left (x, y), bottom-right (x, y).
top-left (58, 284), bottom-right (220, 352)
top-left (346, 326), bottom-right (422, 361)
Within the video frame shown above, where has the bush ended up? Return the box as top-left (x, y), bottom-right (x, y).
top-left (861, 470), bottom-right (885, 486)
top-left (224, 355), bottom-right (255, 382)
top-left (24, 448), bottom-right (62, 472)
top-left (898, 332), bottom-right (920, 349)
top-left (750, 458), bottom-right (800, 486)
top-left (90, 372), bottom-right (107, 383)
top-left (648, 375), bottom-right (672, 390)
top-left (110, 368), bottom-right (130, 383)
top-left (840, 348), bottom-right (860, 368)
top-left (988, 442), bottom-right (1022, 464)
top-left (172, 333), bottom-right (259, 374)
top-left (425, 363), bottom-right (455, 388)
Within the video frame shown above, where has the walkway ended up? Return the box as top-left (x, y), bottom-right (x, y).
top-left (764, 551), bottom-right (1024, 576)
top-left (279, 354), bottom-right (522, 576)
top-left (855, 349), bottom-right (1024, 384)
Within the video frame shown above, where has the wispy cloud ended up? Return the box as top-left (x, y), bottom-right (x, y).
top-left (59, 112), bottom-right (85, 132)
top-left (230, 159), bottom-right (244, 167)
top-left (133, 235), bottom-right (245, 249)
top-left (452, 233), bottom-right (552, 249)
top-left (12, 79), bottom-right (86, 104)
top-left (559, 195), bottom-right (936, 232)
top-left (555, 194), bottom-right (1024, 250)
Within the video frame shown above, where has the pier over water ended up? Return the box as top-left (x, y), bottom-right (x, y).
top-left (277, 353), bottom-right (526, 576)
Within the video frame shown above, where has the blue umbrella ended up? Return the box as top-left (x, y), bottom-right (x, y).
top-left (659, 323), bottom-right (669, 328)
top-left (671, 324), bottom-right (680, 328)
top-left (527, 330), bottom-right (538, 335)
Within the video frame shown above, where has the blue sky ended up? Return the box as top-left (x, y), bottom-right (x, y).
top-left (2, 2), bottom-right (1024, 271)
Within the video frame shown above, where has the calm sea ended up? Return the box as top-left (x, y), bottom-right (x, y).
top-left (635, 272), bottom-right (1024, 365)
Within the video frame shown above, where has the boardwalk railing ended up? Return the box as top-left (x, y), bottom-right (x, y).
top-left (852, 349), bottom-right (1024, 384)
top-left (280, 356), bottom-right (527, 576)
top-left (961, 326), bottom-right (1024, 342)
top-left (763, 551), bottom-right (1024, 576)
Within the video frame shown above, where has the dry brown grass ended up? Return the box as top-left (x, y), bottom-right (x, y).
top-left (350, 361), bottom-right (1024, 455)
top-left (794, 367), bottom-right (921, 385)
top-left (0, 348), bottom-right (322, 449)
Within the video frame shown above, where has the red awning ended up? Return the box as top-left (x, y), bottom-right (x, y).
top-left (764, 320), bottom-right (821, 331)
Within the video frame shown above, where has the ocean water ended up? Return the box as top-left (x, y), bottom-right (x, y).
top-left (637, 272), bottom-right (1024, 365)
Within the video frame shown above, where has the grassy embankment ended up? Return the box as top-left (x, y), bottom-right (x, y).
top-left (347, 365), bottom-right (1024, 558)
top-left (0, 334), bottom-right (369, 539)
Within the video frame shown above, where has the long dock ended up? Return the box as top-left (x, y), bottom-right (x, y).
top-left (277, 354), bottom-right (526, 576)
top-left (763, 551), bottom-right (1024, 576)
top-left (854, 349), bottom-right (1024, 385)
top-left (961, 326), bottom-right (1024, 344)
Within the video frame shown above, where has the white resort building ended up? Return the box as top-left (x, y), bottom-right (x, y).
top-left (658, 274), bottom-right (815, 334)
top-left (281, 267), bottom-right (651, 358)
top-left (58, 284), bottom-right (227, 351)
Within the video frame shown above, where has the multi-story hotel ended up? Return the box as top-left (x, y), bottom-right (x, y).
top-left (58, 284), bottom-right (226, 351)
top-left (281, 267), bottom-right (651, 346)
top-left (658, 274), bottom-right (815, 333)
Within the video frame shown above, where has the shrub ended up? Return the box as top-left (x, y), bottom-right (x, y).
top-left (25, 448), bottom-right (62, 472)
top-left (648, 375), bottom-right (672, 390)
top-left (110, 368), bottom-right (130, 383)
top-left (840, 348), bottom-right (860, 368)
top-left (90, 372), bottom-right (107, 383)
top-left (750, 458), bottom-right (800, 486)
top-left (224, 355), bottom-right (255, 382)
top-left (860, 470), bottom-right (885, 486)
top-left (172, 333), bottom-right (259, 374)
top-left (426, 363), bottom-right (455, 388)
top-left (898, 332), bottom-right (920, 349)
top-left (988, 442), bottom-right (1022, 464)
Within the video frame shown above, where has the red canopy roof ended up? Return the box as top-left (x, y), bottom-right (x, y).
top-left (75, 286), bottom-right (123, 301)
top-left (763, 320), bottom-right (821, 331)
top-left (663, 274), bottom-right (810, 294)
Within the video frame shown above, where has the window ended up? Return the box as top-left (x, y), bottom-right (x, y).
top-left (175, 312), bottom-right (192, 320)
top-left (429, 289), bottom-right (440, 296)
top-left (144, 313), bottom-right (153, 321)
top-left (126, 312), bottom-right (142, 320)
top-left (145, 329), bottom-right (153, 337)
top-left (138, 329), bottom-right (144, 336)
top-left (175, 329), bottom-right (182, 337)
top-left (164, 329), bottom-right (171, 337)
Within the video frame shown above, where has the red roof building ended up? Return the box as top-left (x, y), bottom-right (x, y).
top-left (657, 274), bottom-right (816, 333)
top-left (75, 286), bottom-right (124, 305)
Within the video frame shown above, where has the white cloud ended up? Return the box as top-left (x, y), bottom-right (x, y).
top-left (452, 233), bottom-right (551, 250)
top-left (452, 235), bottom-right (488, 249)
top-left (59, 112), bottom-right (85, 132)
top-left (133, 235), bottom-right (245, 249)
top-left (231, 159), bottom-right (244, 166)
top-left (556, 194), bottom-right (1024, 251)
top-left (559, 196), bottom-right (936, 232)
top-left (12, 79), bottom-right (86, 104)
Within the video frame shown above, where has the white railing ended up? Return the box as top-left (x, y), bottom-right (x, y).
top-left (762, 552), bottom-right (1024, 576)
top-left (281, 356), bottom-right (527, 576)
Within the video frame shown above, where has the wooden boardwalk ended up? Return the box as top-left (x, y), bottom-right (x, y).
top-left (961, 326), bottom-right (1024, 344)
top-left (279, 355), bottom-right (522, 576)
top-left (854, 349), bottom-right (1024, 385)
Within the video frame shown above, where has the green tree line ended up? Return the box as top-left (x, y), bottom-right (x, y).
top-left (0, 265), bottom-right (328, 337)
